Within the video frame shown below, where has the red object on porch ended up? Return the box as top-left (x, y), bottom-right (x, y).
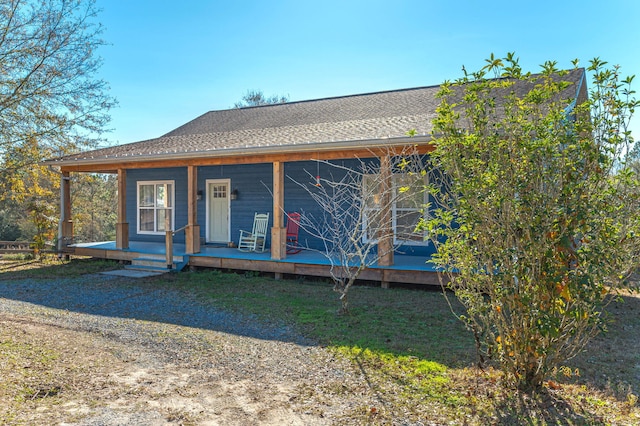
top-left (286, 212), bottom-right (302, 254)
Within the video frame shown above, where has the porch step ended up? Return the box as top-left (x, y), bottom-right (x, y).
top-left (131, 253), bottom-right (184, 264)
top-left (102, 269), bottom-right (167, 278)
top-left (125, 255), bottom-right (185, 274)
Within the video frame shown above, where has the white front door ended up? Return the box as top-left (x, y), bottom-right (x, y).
top-left (206, 179), bottom-right (230, 243)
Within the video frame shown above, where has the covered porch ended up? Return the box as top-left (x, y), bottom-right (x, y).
top-left (54, 145), bottom-right (438, 287)
top-left (73, 240), bottom-right (442, 287)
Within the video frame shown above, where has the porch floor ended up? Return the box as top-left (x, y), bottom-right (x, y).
top-left (72, 241), bottom-right (442, 286)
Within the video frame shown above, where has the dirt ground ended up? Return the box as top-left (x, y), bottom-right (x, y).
top-left (0, 315), bottom-right (336, 425)
top-left (2, 267), bottom-right (639, 425)
top-left (0, 312), bottom-right (346, 426)
top-left (0, 268), bottom-right (381, 426)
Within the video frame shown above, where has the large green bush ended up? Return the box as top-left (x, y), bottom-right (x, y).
top-left (424, 54), bottom-right (640, 391)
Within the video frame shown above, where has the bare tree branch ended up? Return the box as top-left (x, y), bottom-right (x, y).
top-left (288, 146), bottom-right (431, 314)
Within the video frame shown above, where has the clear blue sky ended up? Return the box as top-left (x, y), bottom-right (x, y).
top-left (95, 0), bottom-right (640, 146)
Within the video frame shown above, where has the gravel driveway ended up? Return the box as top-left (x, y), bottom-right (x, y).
top-left (0, 273), bottom-right (372, 425)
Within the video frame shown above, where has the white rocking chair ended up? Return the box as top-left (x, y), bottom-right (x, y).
top-left (238, 213), bottom-right (269, 252)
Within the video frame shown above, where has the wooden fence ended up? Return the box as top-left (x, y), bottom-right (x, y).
top-left (0, 241), bottom-right (34, 255)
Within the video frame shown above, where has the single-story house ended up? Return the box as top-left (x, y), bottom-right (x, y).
top-left (43, 68), bottom-right (587, 286)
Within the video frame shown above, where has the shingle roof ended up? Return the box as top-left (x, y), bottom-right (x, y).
top-left (45, 68), bottom-right (585, 167)
top-left (164, 86), bottom-right (442, 137)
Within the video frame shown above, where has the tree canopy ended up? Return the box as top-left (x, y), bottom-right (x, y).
top-left (233, 90), bottom-right (288, 108)
top-left (0, 0), bottom-right (115, 245)
top-left (0, 0), bottom-right (115, 158)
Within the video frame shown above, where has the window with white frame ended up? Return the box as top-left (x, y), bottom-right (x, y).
top-left (137, 181), bottom-right (174, 234)
top-left (362, 173), bottom-right (428, 245)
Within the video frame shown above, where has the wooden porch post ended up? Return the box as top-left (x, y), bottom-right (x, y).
top-left (271, 161), bottom-right (286, 262)
top-left (57, 171), bottom-right (73, 254)
top-left (378, 155), bottom-right (394, 276)
top-left (116, 168), bottom-right (129, 249)
top-left (186, 165), bottom-right (200, 254)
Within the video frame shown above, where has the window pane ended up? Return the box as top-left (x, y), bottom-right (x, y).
top-left (396, 210), bottom-right (424, 241)
top-left (363, 174), bottom-right (382, 209)
top-left (396, 175), bottom-right (425, 209)
top-left (139, 209), bottom-right (155, 232)
top-left (213, 185), bottom-right (226, 198)
top-left (156, 209), bottom-right (171, 231)
top-left (139, 185), bottom-right (154, 207)
top-left (364, 207), bottom-right (383, 241)
top-left (156, 185), bottom-right (166, 207)
top-left (165, 184), bottom-right (173, 207)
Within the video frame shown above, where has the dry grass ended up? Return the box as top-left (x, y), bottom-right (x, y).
top-left (0, 316), bottom-right (122, 425)
top-left (0, 255), bottom-right (119, 278)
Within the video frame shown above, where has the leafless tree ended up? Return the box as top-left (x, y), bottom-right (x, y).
top-left (290, 146), bottom-right (430, 314)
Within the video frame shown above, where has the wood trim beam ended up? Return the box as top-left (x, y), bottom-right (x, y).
top-left (59, 144), bottom-right (435, 173)
top-left (116, 169), bottom-right (129, 249)
top-left (271, 161), bottom-right (286, 260)
top-left (187, 165), bottom-right (197, 223)
top-left (186, 165), bottom-right (200, 254)
top-left (58, 171), bottom-right (73, 252)
top-left (378, 155), bottom-right (394, 266)
top-left (117, 169), bottom-right (127, 223)
top-left (62, 171), bottom-right (72, 227)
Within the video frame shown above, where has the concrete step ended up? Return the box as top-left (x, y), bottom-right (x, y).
top-left (131, 258), bottom-right (171, 269)
top-left (125, 263), bottom-right (171, 273)
top-left (124, 257), bottom-right (175, 274)
top-left (122, 254), bottom-right (190, 274)
top-left (131, 254), bottom-right (184, 264)
top-left (102, 269), bottom-right (167, 278)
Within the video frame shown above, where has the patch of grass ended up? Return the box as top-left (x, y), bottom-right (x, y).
top-left (0, 255), bottom-right (119, 279)
top-left (0, 337), bottom-right (62, 421)
top-left (159, 269), bottom-right (474, 367)
top-left (0, 317), bottom-right (121, 425)
top-left (1, 253), bottom-right (35, 261)
top-left (335, 346), bottom-right (465, 406)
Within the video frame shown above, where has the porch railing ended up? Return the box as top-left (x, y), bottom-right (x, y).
top-left (165, 216), bottom-right (188, 269)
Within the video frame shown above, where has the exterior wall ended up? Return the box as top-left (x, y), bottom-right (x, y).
top-left (125, 159), bottom-right (435, 257)
top-left (285, 159), bottom-right (435, 257)
top-left (197, 161), bottom-right (353, 251)
top-left (283, 160), bottom-right (355, 251)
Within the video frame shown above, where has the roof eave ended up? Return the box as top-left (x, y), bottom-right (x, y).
top-left (43, 135), bottom-right (434, 168)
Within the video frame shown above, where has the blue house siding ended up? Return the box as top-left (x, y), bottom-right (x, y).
top-left (125, 159), bottom-right (433, 257)
top-left (197, 161), bottom-right (357, 251)
top-left (283, 159), bottom-right (356, 251)
top-left (281, 159), bottom-right (433, 257)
